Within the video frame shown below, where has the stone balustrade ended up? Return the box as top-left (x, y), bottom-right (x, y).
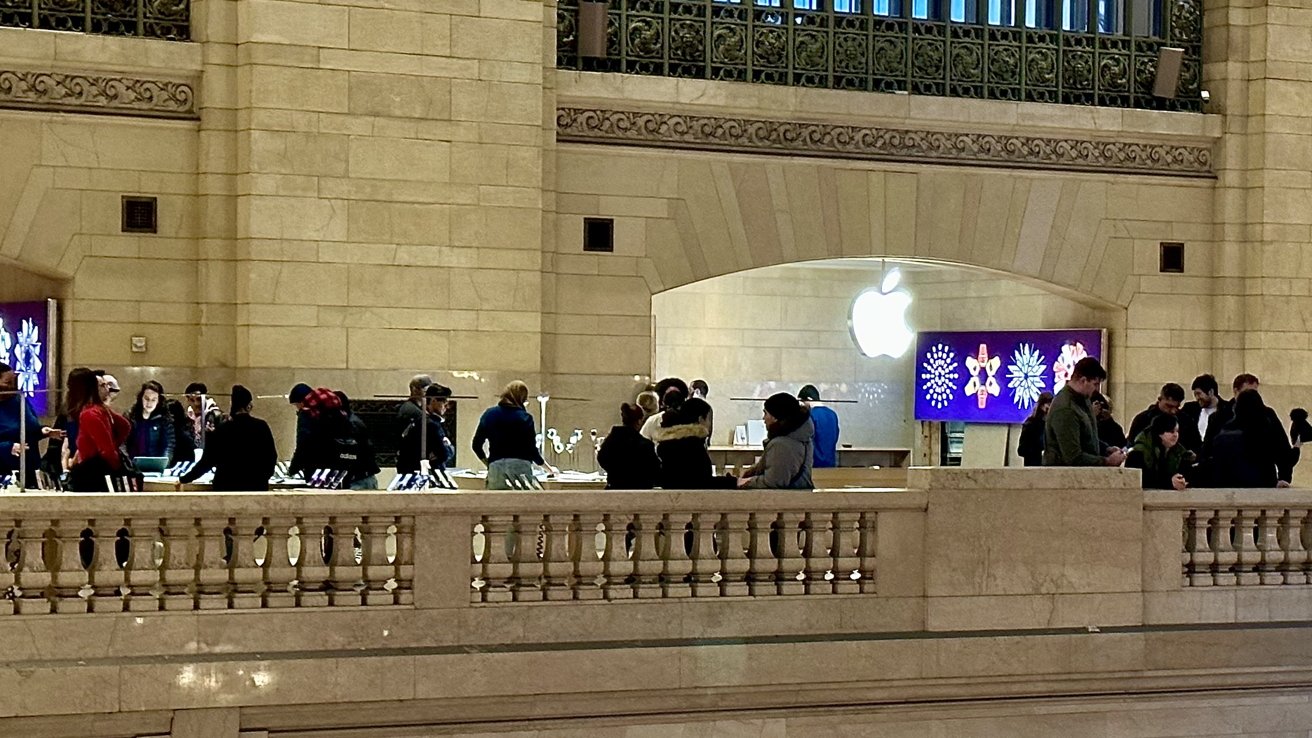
top-left (5, 471), bottom-right (1312, 736)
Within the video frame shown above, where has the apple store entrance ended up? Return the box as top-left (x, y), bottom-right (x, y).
top-left (650, 257), bottom-right (1122, 462)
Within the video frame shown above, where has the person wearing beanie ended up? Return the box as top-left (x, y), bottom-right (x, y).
top-left (287, 382), bottom-right (314, 476)
top-left (287, 387), bottom-right (361, 487)
top-left (597, 402), bottom-right (660, 489)
top-left (737, 393), bottom-right (814, 489)
top-left (798, 384), bottom-right (839, 468)
top-left (184, 381), bottom-right (226, 450)
top-left (180, 385), bottom-right (277, 491)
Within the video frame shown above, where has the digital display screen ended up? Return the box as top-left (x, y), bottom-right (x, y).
top-left (914, 329), bottom-right (1105, 424)
top-left (0, 300), bottom-right (55, 416)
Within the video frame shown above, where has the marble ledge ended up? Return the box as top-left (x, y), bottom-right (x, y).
top-left (1143, 487), bottom-right (1312, 508)
top-left (556, 70), bottom-right (1223, 143)
top-left (907, 466), bottom-right (1143, 491)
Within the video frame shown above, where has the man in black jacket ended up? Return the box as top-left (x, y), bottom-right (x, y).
top-left (1127, 383), bottom-right (1199, 451)
top-left (1179, 374), bottom-right (1224, 454)
top-left (1201, 373), bottom-right (1296, 485)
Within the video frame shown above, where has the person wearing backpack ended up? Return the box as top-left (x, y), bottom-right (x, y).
top-left (288, 386), bottom-right (361, 488)
top-left (336, 391), bottom-right (380, 490)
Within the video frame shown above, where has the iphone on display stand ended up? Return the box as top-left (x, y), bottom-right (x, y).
top-left (330, 470), bottom-right (349, 489)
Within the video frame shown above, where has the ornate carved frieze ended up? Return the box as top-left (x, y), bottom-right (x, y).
top-left (557, 107), bottom-right (1214, 178)
top-left (0, 69), bottom-right (196, 119)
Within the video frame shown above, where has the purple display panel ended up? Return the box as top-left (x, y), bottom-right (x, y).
top-left (0, 300), bottom-right (54, 416)
top-left (914, 329), bottom-right (1105, 424)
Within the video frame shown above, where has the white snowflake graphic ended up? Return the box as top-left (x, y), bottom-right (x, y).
top-left (1052, 340), bottom-right (1089, 394)
top-left (1006, 343), bottom-right (1048, 409)
top-left (14, 319), bottom-right (42, 396)
top-left (920, 343), bottom-right (960, 410)
top-left (0, 317), bottom-right (10, 366)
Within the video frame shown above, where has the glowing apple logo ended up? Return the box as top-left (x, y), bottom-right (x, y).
top-left (849, 268), bottom-right (914, 359)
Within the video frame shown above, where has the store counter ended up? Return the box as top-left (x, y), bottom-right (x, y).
top-left (709, 446), bottom-right (910, 470)
top-left (448, 470), bottom-right (607, 491)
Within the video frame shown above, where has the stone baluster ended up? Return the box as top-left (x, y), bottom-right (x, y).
top-left (480, 515), bottom-right (516, 603)
top-left (687, 512), bottom-right (719, 597)
top-left (717, 513), bottom-right (750, 596)
top-left (573, 514), bottom-right (606, 601)
top-left (124, 519), bottom-right (162, 612)
top-left (296, 518), bottom-right (331, 607)
top-left (50, 520), bottom-right (91, 614)
top-left (1233, 509), bottom-right (1261, 585)
top-left (328, 518), bottom-right (365, 606)
top-left (229, 518), bottom-right (265, 609)
top-left (363, 516), bottom-right (398, 605)
top-left (831, 511), bottom-right (862, 594)
top-left (196, 518), bottom-right (232, 609)
top-left (540, 514), bottom-right (576, 601)
top-left (1185, 510), bottom-right (1213, 587)
top-left (511, 514), bottom-right (545, 602)
top-left (802, 512), bottom-right (833, 595)
top-left (746, 513), bottom-right (777, 596)
top-left (601, 513), bottom-right (634, 600)
top-left (1282, 509), bottom-right (1310, 585)
top-left (631, 514), bottom-right (665, 599)
top-left (776, 512), bottom-right (806, 595)
top-left (1255, 510), bottom-right (1285, 585)
top-left (1210, 509), bottom-right (1238, 586)
top-left (160, 517), bottom-right (200, 611)
top-left (14, 519), bottom-right (52, 615)
top-left (857, 512), bottom-right (878, 594)
top-left (0, 519), bottom-right (15, 615)
top-left (262, 518), bottom-right (297, 608)
top-left (662, 512), bottom-right (694, 598)
top-left (87, 521), bottom-right (127, 613)
top-left (392, 516), bottom-right (414, 606)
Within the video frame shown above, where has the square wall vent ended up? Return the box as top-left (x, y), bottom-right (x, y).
top-left (122, 196), bottom-right (158, 234)
top-left (583, 217), bottom-right (614, 253)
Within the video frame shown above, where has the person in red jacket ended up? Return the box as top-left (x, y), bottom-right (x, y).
top-left (68, 370), bottom-right (130, 491)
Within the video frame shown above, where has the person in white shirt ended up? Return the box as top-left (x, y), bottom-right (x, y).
top-left (1180, 374), bottom-right (1222, 454)
top-left (639, 378), bottom-right (688, 441)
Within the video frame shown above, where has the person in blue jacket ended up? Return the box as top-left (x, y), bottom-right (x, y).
top-left (799, 385), bottom-right (839, 468)
top-left (0, 362), bottom-right (62, 487)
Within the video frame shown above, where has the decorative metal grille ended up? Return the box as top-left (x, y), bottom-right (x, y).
top-left (558, 0), bottom-right (1202, 112)
top-left (0, 0), bottom-right (188, 41)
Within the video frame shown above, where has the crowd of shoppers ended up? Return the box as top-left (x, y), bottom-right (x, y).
top-left (1032, 358), bottom-right (1303, 490)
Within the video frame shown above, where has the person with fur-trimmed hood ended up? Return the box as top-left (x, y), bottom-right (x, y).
top-left (652, 398), bottom-right (735, 489)
top-left (737, 393), bottom-right (815, 489)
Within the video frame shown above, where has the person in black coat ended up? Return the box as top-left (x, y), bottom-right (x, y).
top-left (1204, 389), bottom-right (1291, 488)
top-left (180, 385), bottom-right (277, 491)
top-left (1017, 392), bottom-right (1054, 467)
top-left (652, 398), bottom-right (735, 490)
top-left (1127, 383), bottom-right (1201, 453)
top-left (1091, 393), bottom-right (1127, 449)
top-left (597, 403), bottom-right (660, 489)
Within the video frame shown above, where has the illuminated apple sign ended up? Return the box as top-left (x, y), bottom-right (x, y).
top-left (850, 268), bottom-right (914, 359)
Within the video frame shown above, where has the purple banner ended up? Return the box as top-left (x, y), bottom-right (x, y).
top-left (914, 329), bottom-right (1105, 424)
top-left (0, 301), bottom-right (53, 416)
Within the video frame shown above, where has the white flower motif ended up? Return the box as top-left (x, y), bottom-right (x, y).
top-left (0, 317), bottom-right (10, 366)
top-left (1052, 340), bottom-right (1089, 394)
top-left (1006, 343), bottom-right (1048, 409)
top-left (920, 343), bottom-right (960, 410)
top-left (963, 343), bottom-right (1002, 409)
top-left (14, 319), bottom-right (42, 396)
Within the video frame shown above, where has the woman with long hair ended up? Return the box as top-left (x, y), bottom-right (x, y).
top-left (67, 369), bottom-right (130, 491)
top-left (127, 380), bottom-right (175, 463)
top-left (472, 380), bottom-right (555, 489)
top-left (1126, 413), bottom-right (1195, 490)
top-left (1017, 392), bottom-right (1055, 467)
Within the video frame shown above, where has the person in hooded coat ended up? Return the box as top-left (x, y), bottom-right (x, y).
top-left (737, 393), bottom-right (814, 490)
top-left (652, 398), bottom-right (735, 489)
top-left (597, 402), bottom-right (660, 490)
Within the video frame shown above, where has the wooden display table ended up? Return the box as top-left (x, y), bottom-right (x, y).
top-left (708, 446), bottom-right (911, 471)
top-left (811, 467), bottom-right (909, 489)
top-left (448, 472), bottom-right (607, 491)
top-left (142, 478), bottom-right (310, 492)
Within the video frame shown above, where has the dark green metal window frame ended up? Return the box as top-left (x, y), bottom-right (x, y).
top-left (558, 0), bottom-right (1202, 112)
top-left (0, 0), bottom-right (188, 41)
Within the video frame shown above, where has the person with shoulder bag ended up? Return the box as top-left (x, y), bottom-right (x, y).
top-left (68, 371), bottom-right (133, 491)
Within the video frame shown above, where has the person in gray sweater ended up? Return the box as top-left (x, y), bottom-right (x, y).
top-left (738, 393), bottom-right (814, 489)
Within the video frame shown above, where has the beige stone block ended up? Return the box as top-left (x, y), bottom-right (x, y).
top-left (450, 80), bottom-right (542, 126)
top-left (348, 137), bottom-right (449, 182)
top-left (243, 260), bottom-right (348, 306)
top-left (248, 65), bottom-right (349, 113)
top-left (347, 327), bottom-right (448, 369)
top-left (449, 268), bottom-right (539, 311)
top-left (348, 72), bottom-right (451, 119)
top-left (448, 330), bottom-right (540, 372)
top-left (349, 7), bottom-right (425, 54)
top-left (248, 130), bottom-right (349, 177)
top-left (450, 16), bottom-right (541, 64)
top-left (244, 196), bottom-right (348, 241)
top-left (347, 264), bottom-right (450, 309)
top-left (241, 0), bottom-right (348, 48)
top-left (347, 201), bottom-right (450, 245)
top-left (245, 326), bottom-right (347, 367)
